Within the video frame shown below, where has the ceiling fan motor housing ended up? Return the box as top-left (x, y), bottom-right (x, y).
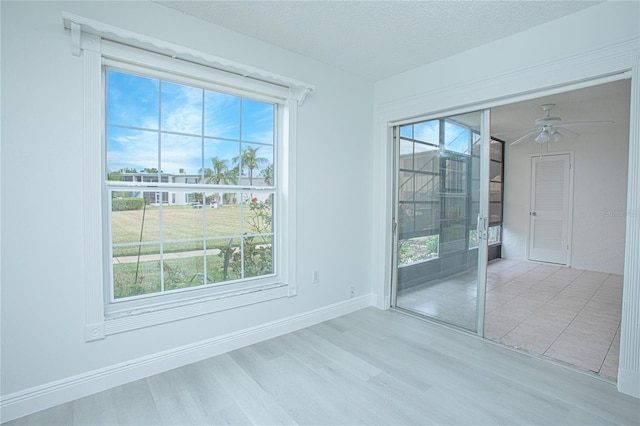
top-left (534, 116), bottom-right (562, 128)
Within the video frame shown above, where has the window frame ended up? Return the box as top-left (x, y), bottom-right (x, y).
top-left (67, 20), bottom-right (313, 341)
top-left (103, 61), bottom-right (281, 312)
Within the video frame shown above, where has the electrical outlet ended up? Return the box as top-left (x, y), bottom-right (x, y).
top-left (349, 286), bottom-right (355, 298)
top-left (312, 270), bottom-right (320, 284)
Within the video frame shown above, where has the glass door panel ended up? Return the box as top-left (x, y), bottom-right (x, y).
top-left (393, 110), bottom-right (488, 333)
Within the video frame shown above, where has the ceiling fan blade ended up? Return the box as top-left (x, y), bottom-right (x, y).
top-left (510, 130), bottom-right (540, 146)
top-left (556, 127), bottom-right (580, 137)
top-left (556, 120), bottom-right (615, 129)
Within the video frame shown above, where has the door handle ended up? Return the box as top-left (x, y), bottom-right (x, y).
top-left (531, 212), bottom-right (537, 216)
top-left (477, 215), bottom-right (487, 240)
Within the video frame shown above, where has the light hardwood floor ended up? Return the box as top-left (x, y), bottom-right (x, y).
top-left (5, 308), bottom-right (639, 425)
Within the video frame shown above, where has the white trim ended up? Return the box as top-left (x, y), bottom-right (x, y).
top-left (618, 368), bottom-right (640, 399)
top-left (282, 98), bottom-right (298, 297)
top-left (376, 37), bottom-right (638, 121)
top-left (389, 70), bottom-right (633, 129)
top-left (101, 41), bottom-right (290, 103)
top-left (61, 11), bottom-right (315, 105)
top-left (618, 51), bottom-right (640, 399)
top-left (0, 296), bottom-right (376, 424)
top-left (81, 33), bottom-right (105, 342)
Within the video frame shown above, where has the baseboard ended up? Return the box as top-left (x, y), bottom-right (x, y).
top-left (0, 294), bottom-right (376, 423)
top-left (617, 368), bottom-right (640, 398)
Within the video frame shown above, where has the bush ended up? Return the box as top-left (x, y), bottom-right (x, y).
top-left (112, 197), bottom-right (145, 211)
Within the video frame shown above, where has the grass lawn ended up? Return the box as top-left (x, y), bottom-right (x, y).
top-left (112, 254), bottom-right (243, 298)
top-left (110, 203), bottom-right (273, 299)
top-left (111, 204), bottom-right (270, 256)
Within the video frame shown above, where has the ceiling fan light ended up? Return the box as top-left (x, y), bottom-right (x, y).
top-left (552, 131), bottom-right (562, 142)
top-left (535, 131), bottom-right (550, 143)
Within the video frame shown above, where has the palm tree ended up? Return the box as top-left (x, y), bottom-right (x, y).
top-left (201, 157), bottom-right (238, 205)
top-left (234, 146), bottom-right (269, 186)
top-left (202, 157), bottom-right (234, 185)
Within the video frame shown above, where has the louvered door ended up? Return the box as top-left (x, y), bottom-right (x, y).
top-left (528, 154), bottom-right (571, 264)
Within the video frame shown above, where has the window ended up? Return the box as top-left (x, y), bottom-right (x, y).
top-left (106, 67), bottom-right (277, 305)
top-left (64, 14), bottom-right (313, 339)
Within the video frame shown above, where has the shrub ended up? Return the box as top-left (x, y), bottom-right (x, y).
top-left (112, 197), bottom-right (145, 211)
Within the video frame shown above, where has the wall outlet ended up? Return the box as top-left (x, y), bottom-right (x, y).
top-left (312, 270), bottom-right (320, 284)
top-left (349, 286), bottom-right (355, 298)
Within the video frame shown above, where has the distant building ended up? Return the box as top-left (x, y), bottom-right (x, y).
top-left (115, 172), bottom-right (269, 206)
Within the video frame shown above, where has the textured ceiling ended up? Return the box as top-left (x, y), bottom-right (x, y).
top-left (154, 0), bottom-right (600, 81)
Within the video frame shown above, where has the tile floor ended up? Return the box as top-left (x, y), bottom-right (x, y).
top-left (396, 258), bottom-right (622, 380)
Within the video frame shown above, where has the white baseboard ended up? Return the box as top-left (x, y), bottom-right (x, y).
top-left (0, 294), bottom-right (376, 423)
top-left (617, 368), bottom-right (640, 398)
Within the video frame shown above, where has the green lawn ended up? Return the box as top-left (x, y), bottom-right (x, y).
top-left (112, 254), bottom-right (242, 298)
top-left (110, 203), bottom-right (273, 299)
top-left (111, 204), bottom-right (270, 256)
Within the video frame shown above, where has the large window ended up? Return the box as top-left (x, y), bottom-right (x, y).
top-left (106, 67), bottom-right (276, 303)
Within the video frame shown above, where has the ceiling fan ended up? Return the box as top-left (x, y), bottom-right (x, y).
top-left (508, 103), bottom-right (615, 146)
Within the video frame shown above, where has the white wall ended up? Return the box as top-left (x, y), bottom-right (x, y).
top-left (503, 102), bottom-right (630, 274)
top-left (0, 0), bottom-right (373, 402)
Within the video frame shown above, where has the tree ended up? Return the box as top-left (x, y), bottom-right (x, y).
top-left (234, 146), bottom-right (268, 185)
top-left (201, 157), bottom-right (238, 205)
top-left (261, 164), bottom-right (274, 186)
top-left (202, 157), bottom-right (236, 185)
top-left (142, 167), bottom-right (159, 173)
top-left (107, 171), bottom-right (122, 181)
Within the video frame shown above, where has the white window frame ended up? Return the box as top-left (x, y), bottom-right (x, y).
top-left (63, 13), bottom-right (314, 341)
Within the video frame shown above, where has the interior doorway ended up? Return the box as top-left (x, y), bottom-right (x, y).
top-left (488, 78), bottom-right (630, 381)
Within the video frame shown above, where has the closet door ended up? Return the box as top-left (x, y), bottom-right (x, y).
top-left (528, 154), bottom-right (572, 265)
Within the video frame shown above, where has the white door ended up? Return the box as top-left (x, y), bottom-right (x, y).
top-left (528, 154), bottom-right (571, 264)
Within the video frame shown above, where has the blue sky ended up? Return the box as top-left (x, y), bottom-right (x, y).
top-left (400, 118), bottom-right (474, 155)
top-left (106, 69), bottom-right (274, 176)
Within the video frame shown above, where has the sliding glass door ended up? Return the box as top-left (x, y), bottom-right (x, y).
top-left (392, 110), bottom-right (489, 334)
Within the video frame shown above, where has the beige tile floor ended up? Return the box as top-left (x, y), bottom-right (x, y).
top-left (396, 259), bottom-right (622, 380)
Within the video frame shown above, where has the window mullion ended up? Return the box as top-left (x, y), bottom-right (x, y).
top-left (239, 99), bottom-right (245, 280)
top-left (158, 81), bottom-right (165, 293)
top-left (201, 89), bottom-right (207, 286)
